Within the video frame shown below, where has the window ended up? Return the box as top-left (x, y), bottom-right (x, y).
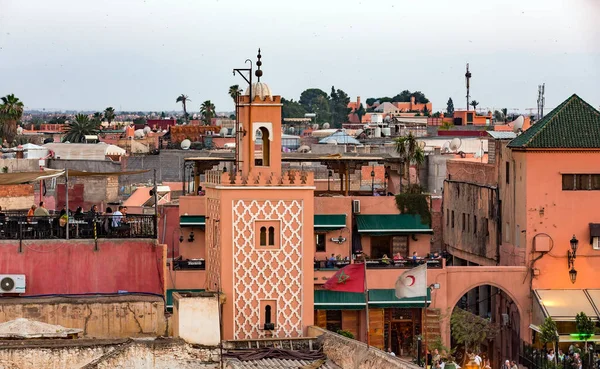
top-left (265, 305), bottom-right (272, 324)
top-left (259, 226), bottom-right (267, 246)
top-left (268, 227), bottom-right (275, 246)
top-left (562, 174), bottom-right (600, 190)
top-left (446, 209), bottom-right (449, 227)
top-left (467, 113), bottom-right (474, 123)
top-left (255, 221), bottom-right (280, 249)
top-left (467, 214), bottom-right (470, 233)
top-left (316, 233), bottom-right (326, 252)
top-left (473, 215), bottom-right (477, 234)
top-left (462, 213), bottom-right (466, 231)
top-left (505, 162), bottom-right (510, 184)
top-left (260, 300), bottom-right (277, 329)
top-left (451, 211), bottom-right (455, 228)
top-left (325, 310), bottom-right (342, 333)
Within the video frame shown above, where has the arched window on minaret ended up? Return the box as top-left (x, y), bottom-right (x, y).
top-left (259, 226), bottom-right (267, 246)
top-left (259, 126), bottom-right (270, 166)
top-left (268, 226), bottom-right (275, 246)
top-left (265, 305), bottom-right (272, 325)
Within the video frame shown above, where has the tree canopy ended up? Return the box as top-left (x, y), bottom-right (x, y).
top-left (299, 88), bottom-right (331, 124)
top-left (63, 114), bottom-right (100, 143)
top-left (450, 307), bottom-right (500, 354)
top-left (367, 90), bottom-right (430, 106)
top-left (104, 107), bottom-right (116, 125)
top-left (200, 100), bottom-right (216, 125)
top-left (329, 86), bottom-right (351, 128)
top-left (446, 98), bottom-right (455, 117)
top-left (281, 98), bottom-right (306, 121)
top-left (0, 94), bottom-right (24, 145)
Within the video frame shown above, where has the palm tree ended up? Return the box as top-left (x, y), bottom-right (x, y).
top-left (470, 100), bottom-right (479, 112)
top-left (228, 85), bottom-right (242, 106)
top-left (501, 108), bottom-right (508, 123)
top-left (0, 94), bottom-right (24, 145)
top-left (176, 94), bottom-right (190, 122)
top-left (200, 100), bottom-right (216, 125)
top-left (63, 114), bottom-right (100, 143)
top-left (104, 107), bottom-right (116, 126)
top-left (355, 104), bottom-right (366, 123)
top-left (92, 112), bottom-right (104, 125)
top-left (394, 132), bottom-right (425, 190)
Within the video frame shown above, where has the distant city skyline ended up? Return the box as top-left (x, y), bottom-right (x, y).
top-left (1, 0), bottom-right (598, 113)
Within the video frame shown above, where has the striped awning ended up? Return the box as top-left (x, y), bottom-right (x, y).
top-left (314, 214), bottom-right (346, 231)
top-left (355, 214), bottom-right (432, 235)
top-left (180, 215), bottom-right (206, 227)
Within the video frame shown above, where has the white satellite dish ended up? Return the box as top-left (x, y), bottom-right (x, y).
top-left (418, 141), bottom-right (426, 149)
top-left (322, 123), bottom-right (330, 129)
top-left (134, 129), bottom-right (145, 138)
top-left (511, 116), bottom-right (525, 133)
top-left (450, 138), bottom-right (462, 151)
top-left (312, 124), bottom-right (319, 130)
top-left (289, 126), bottom-right (295, 133)
top-left (143, 126), bottom-right (152, 134)
top-left (219, 127), bottom-right (228, 136)
top-left (181, 139), bottom-right (191, 150)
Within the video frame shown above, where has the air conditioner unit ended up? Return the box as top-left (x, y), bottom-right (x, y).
top-left (0, 275), bottom-right (26, 294)
top-left (502, 313), bottom-right (510, 326)
top-left (352, 200), bottom-right (361, 214)
top-left (593, 237), bottom-right (600, 250)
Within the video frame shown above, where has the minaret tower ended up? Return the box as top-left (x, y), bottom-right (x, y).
top-left (205, 50), bottom-right (315, 340)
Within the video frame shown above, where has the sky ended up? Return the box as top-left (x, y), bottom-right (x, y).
top-left (0, 0), bottom-right (599, 114)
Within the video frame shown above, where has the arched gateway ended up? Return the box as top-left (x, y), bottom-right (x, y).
top-left (428, 266), bottom-right (531, 347)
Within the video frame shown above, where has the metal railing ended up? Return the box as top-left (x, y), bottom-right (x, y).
top-left (520, 342), bottom-right (598, 369)
top-left (314, 259), bottom-right (443, 270)
top-left (0, 215), bottom-right (156, 240)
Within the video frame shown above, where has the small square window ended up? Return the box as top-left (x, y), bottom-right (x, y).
top-left (255, 220), bottom-right (280, 250)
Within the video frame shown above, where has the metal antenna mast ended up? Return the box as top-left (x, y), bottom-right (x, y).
top-left (232, 56), bottom-right (254, 173)
top-left (537, 83), bottom-right (545, 121)
top-left (465, 63), bottom-right (472, 110)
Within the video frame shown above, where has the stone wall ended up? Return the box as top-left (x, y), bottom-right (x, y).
top-left (0, 339), bottom-right (219, 369)
top-left (0, 184), bottom-right (34, 210)
top-left (0, 295), bottom-right (167, 339)
top-left (0, 159), bottom-right (40, 173)
top-left (308, 326), bottom-right (421, 369)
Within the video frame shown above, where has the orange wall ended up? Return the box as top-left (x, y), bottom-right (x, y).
top-left (516, 151), bottom-right (600, 289)
top-left (179, 195), bottom-right (206, 216)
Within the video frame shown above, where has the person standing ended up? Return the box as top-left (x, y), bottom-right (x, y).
top-left (112, 206), bottom-right (124, 228)
top-left (474, 352), bottom-right (482, 367)
top-left (510, 360), bottom-right (518, 369)
top-left (501, 360), bottom-right (511, 369)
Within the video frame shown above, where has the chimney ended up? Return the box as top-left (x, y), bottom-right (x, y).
top-left (357, 96), bottom-right (361, 108)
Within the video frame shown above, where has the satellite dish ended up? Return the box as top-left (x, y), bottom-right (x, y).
top-left (511, 116), bottom-right (525, 133)
top-left (181, 139), bottom-right (191, 150)
top-left (312, 124), bottom-right (319, 130)
top-left (450, 138), bottom-right (462, 151)
top-left (322, 123), bottom-right (330, 129)
top-left (17, 127), bottom-right (23, 135)
top-left (134, 129), bottom-right (145, 138)
top-left (219, 127), bottom-right (228, 136)
top-left (289, 126), bottom-right (295, 133)
top-left (418, 141), bottom-right (426, 149)
top-left (143, 126), bottom-right (152, 134)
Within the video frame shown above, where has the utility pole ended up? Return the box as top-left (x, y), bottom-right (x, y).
top-left (465, 63), bottom-right (472, 111)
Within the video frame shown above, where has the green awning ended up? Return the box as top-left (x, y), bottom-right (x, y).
top-left (355, 214), bottom-right (432, 235)
top-left (166, 288), bottom-right (205, 308)
top-left (314, 290), bottom-right (366, 310)
top-left (368, 289), bottom-right (431, 308)
top-left (314, 214), bottom-right (346, 231)
top-left (180, 215), bottom-right (205, 227)
top-left (314, 289), bottom-right (430, 310)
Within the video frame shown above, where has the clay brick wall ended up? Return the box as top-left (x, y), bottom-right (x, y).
top-left (0, 184), bottom-right (34, 210)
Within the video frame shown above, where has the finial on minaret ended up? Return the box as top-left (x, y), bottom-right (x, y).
top-left (255, 48), bottom-right (263, 82)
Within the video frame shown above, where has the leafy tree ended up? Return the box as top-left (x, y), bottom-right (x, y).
top-left (281, 98), bottom-right (306, 122)
top-left (329, 86), bottom-right (351, 129)
top-left (501, 108), bottom-right (508, 123)
top-left (366, 98), bottom-right (377, 106)
top-left (104, 107), bottom-right (116, 126)
top-left (355, 104), bottom-right (366, 124)
top-left (0, 94), bottom-right (24, 145)
top-left (92, 112), bottom-right (104, 125)
top-left (63, 114), bottom-right (100, 143)
top-left (575, 312), bottom-right (595, 351)
top-left (299, 88), bottom-right (330, 124)
top-left (470, 100), bottom-right (479, 111)
top-left (228, 85), bottom-right (242, 107)
top-left (450, 308), bottom-right (500, 354)
top-left (49, 115), bottom-right (67, 125)
top-left (133, 117), bottom-right (147, 126)
top-left (394, 132), bottom-right (425, 189)
top-left (392, 90), bottom-right (412, 102)
top-left (493, 110), bottom-right (504, 122)
top-left (411, 91), bottom-right (430, 104)
top-left (446, 98), bottom-right (455, 117)
top-left (422, 105), bottom-right (430, 117)
top-left (540, 316), bottom-right (559, 364)
top-left (176, 94), bottom-right (190, 122)
top-left (395, 184), bottom-right (431, 225)
top-left (432, 112), bottom-right (441, 118)
top-left (200, 100), bottom-right (216, 125)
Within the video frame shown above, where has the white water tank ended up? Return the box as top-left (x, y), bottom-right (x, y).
top-left (382, 127), bottom-right (391, 137)
top-left (374, 127), bottom-right (382, 138)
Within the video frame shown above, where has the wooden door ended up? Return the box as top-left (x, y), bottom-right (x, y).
top-left (369, 308), bottom-right (385, 349)
top-left (315, 310), bottom-right (327, 329)
top-left (342, 310), bottom-right (359, 339)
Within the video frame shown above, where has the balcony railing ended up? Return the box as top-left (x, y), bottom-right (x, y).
top-left (0, 215), bottom-right (156, 240)
top-left (314, 258), bottom-right (443, 270)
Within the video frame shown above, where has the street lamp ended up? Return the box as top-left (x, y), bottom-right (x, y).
top-left (371, 166), bottom-right (375, 194)
top-left (569, 268), bottom-right (577, 284)
top-left (567, 235), bottom-right (578, 284)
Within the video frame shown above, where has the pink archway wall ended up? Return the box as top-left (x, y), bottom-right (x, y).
top-left (428, 266), bottom-right (531, 347)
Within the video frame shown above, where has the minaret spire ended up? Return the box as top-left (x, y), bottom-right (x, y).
top-left (255, 48), bottom-right (263, 82)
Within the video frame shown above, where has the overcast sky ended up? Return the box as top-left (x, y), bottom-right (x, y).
top-left (1, 0), bottom-right (598, 113)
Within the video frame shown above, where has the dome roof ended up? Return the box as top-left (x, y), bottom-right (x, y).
top-left (244, 82), bottom-right (272, 100)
